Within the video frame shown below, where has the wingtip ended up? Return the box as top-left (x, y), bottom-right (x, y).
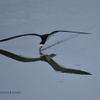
top-left (83, 72), bottom-right (92, 75)
top-left (88, 73), bottom-right (92, 75)
top-left (85, 32), bottom-right (93, 34)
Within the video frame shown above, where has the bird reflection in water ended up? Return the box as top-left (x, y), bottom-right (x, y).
top-left (0, 49), bottom-right (92, 75)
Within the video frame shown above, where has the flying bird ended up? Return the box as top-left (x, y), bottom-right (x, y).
top-left (0, 49), bottom-right (92, 75)
top-left (0, 30), bottom-right (91, 51)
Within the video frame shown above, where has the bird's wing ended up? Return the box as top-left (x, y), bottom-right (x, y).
top-left (45, 56), bottom-right (91, 75)
top-left (0, 33), bottom-right (41, 42)
top-left (0, 49), bottom-right (41, 62)
top-left (50, 30), bottom-right (91, 35)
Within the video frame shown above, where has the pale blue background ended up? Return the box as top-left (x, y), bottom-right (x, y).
top-left (0, 0), bottom-right (100, 100)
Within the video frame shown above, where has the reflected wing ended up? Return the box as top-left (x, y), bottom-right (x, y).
top-left (60, 67), bottom-right (92, 75)
top-left (0, 49), bottom-right (91, 75)
top-left (0, 49), bottom-right (41, 62)
top-left (45, 56), bottom-right (91, 75)
top-left (50, 30), bottom-right (91, 35)
top-left (0, 33), bottom-right (41, 42)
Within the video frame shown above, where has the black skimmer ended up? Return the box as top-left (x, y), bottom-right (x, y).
top-left (0, 30), bottom-right (91, 51)
top-left (0, 49), bottom-right (92, 75)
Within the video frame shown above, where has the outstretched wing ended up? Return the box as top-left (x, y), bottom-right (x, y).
top-left (0, 33), bottom-right (41, 42)
top-left (50, 30), bottom-right (92, 35)
top-left (0, 49), bottom-right (41, 62)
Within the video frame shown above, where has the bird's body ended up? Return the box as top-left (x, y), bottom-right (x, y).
top-left (0, 30), bottom-right (91, 51)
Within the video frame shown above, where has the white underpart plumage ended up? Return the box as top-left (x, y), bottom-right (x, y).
top-left (46, 34), bottom-right (54, 41)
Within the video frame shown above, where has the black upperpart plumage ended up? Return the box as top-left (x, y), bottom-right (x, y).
top-left (0, 30), bottom-right (91, 46)
top-left (40, 34), bottom-right (49, 44)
